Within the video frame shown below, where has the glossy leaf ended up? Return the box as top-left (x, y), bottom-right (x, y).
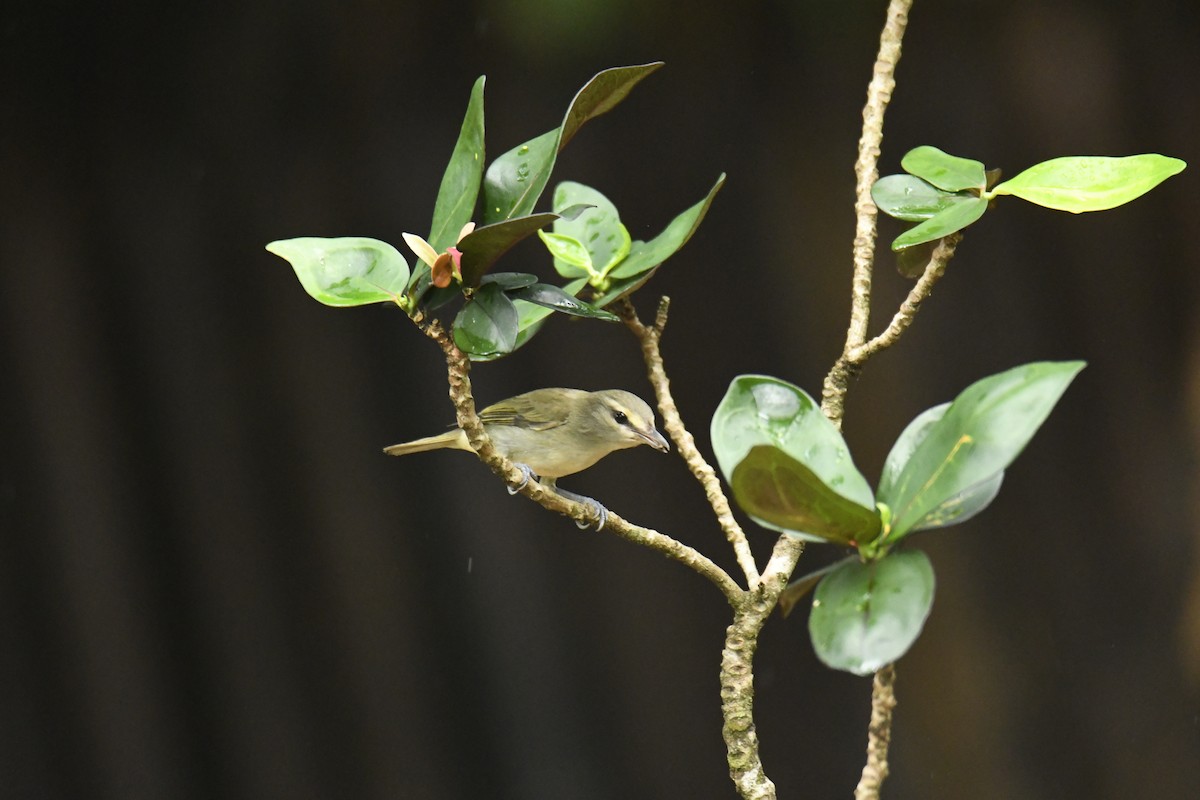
top-left (877, 361), bottom-right (1085, 541)
top-left (901, 146), bottom-right (986, 192)
top-left (429, 76), bottom-right (485, 252)
top-left (547, 182), bottom-right (630, 279)
top-left (891, 196), bottom-right (987, 251)
top-left (609, 174), bottom-right (726, 279)
top-left (452, 282), bottom-right (518, 357)
top-left (470, 278), bottom-right (589, 362)
top-left (479, 272), bottom-right (538, 290)
top-left (877, 404), bottom-right (1004, 535)
top-left (872, 174), bottom-right (976, 222)
top-left (809, 550), bottom-right (935, 675)
top-left (267, 237), bottom-right (409, 307)
top-left (457, 205), bottom-right (590, 287)
top-left (482, 63), bottom-right (663, 224)
top-left (778, 558), bottom-right (854, 618)
top-left (731, 447), bottom-right (882, 546)
top-left (895, 239), bottom-right (936, 279)
top-left (711, 375), bottom-right (879, 544)
top-left (990, 154), bottom-right (1186, 213)
top-left (508, 283), bottom-right (619, 321)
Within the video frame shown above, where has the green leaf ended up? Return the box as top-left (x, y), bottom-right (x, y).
top-left (809, 550), bottom-right (935, 675)
top-left (267, 236), bottom-right (409, 307)
top-left (537, 230), bottom-right (594, 276)
top-left (895, 239), bottom-right (936, 279)
top-left (876, 361), bottom-right (1085, 541)
top-left (891, 196), bottom-right (987, 251)
top-left (779, 557), bottom-right (855, 618)
top-left (901, 146), bottom-right (987, 192)
top-left (877, 404), bottom-right (1003, 534)
top-left (479, 272), bottom-right (538, 290)
top-left (711, 375), bottom-right (879, 544)
top-left (457, 208), bottom-right (589, 287)
top-left (547, 182), bottom-right (629, 279)
top-left (482, 63), bottom-right (664, 224)
top-left (609, 173), bottom-right (726, 278)
top-left (990, 154), bottom-right (1186, 213)
top-left (731, 446), bottom-right (882, 546)
top-left (452, 282), bottom-right (518, 358)
top-left (872, 174), bottom-right (976, 222)
top-left (469, 277), bottom-right (589, 362)
top-left (429, 76), bottom-right (485, 252)
top-left (585, 268), bottom-right (658, 309)
top-left (507, 283), bottom-right (619, 321)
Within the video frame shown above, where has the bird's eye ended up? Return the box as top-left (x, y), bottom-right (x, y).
top-left (612, 410), bottom-right (629, 425)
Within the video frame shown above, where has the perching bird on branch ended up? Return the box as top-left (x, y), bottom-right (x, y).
top-left (383, 388), bottom-right (670, 529)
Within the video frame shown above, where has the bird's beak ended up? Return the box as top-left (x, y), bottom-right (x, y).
top-left (639, 427), bottom-right (670, 452)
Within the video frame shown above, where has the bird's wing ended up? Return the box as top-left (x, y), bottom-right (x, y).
top-left (479, 391), bottom-right (574, 431)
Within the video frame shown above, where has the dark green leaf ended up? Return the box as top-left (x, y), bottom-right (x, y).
top-left (457, 213), bottom-right (562, 287)
top-left (779, 558), bottom-right (854, 618)
top-left (559, 62), bottom-right (664, 148)
top-left (266, 237), bottom-right (409, 307)
top-left (876, 361), bottom-right (1085, 541)
top-left (452, 282), bottom-right (518, 358)
top-left (895, 239), bottom-right (936, 279)
top-left (470, 278), bottom-right (589, 362)
top-left (482, 63), bottom-right (663, 224)
top-left (809, 550), bottom-right (935, 675)
top-left (990, 154), bottom-right (1187, 213)
top-left (731, 446), bottom-right (881, 546)
top-left (891, 197), bottom-right (987, 251)
top-left (609, 174), bottom-right (726, 278)
top-left (429, 76), bottom-right (485, 252)
top-left (479, 272), bottom-right (538, 290)
top-left (872, 174), bottom-right (976, 222)
top-left (711, 375), bottom-right (878, 543)
top-left (901, 146), bottom-right (986, 192)
top-left (508, 283), bottom-right (619, 321)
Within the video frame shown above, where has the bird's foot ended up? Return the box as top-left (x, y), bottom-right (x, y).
top-left (507, 463), bottom-right (537, 495)
top-left (554, 488), bottom-right (609, 531)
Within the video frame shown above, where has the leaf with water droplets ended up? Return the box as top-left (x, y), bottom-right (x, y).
top-left (872, 174), bottom-right (976, 222)
top-left (711, 375), bottom-right (879, 544)
top-left (429, 76), bottom-right (485, 253)
top-left (809, 550), bottom-right (935, 675)
top-left (266, 237), bottom-right (410, 306)
top-left (482, 63), bottom-right (664, 224)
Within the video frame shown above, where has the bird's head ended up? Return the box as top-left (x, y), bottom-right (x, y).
top-left (585, 390), bottom-right (670, 455)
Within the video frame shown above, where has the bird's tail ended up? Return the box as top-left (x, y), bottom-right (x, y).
top-left (382, 429), bottom-right (471, 457)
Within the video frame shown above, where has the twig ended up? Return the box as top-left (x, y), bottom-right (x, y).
top-left (854, 665), bottom-right (898, 800)
top-left (417, 317), bottom-right (744, 603)
top-left (823, 232), bottom-right (960, 424)
top-left (819, 2), bottom-right (914, 798)
top-left (618, 296), bottom-right (761, 588)
top-left (822, 0), bottom-right (914, 429)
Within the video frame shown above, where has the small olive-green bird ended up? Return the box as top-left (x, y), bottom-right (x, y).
top-left (383, 388), bottom-right (669, 529)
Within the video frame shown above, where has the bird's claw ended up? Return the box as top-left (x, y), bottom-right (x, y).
top-left (574, 500), bottom-right (608, 531)
top-left (508, 463), bottom-right (536, 495)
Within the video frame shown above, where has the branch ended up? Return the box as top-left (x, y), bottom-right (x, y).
top-left (416, 316), bottom-right (743, 603)
top-left (823, 231), bottom-right (960, 426)
top-left (854, 664), bottom-right (898, 800)
top-left (821, 2), bottom-right (913, 797)
top-left (618, 296), bottom-right (761, 588)
top-left (823, 0), bottom-right (913, 429)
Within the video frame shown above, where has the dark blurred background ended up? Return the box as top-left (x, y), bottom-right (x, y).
top-left (3, 1), bottom-right (1199, 798)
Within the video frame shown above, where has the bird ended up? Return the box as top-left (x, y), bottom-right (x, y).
top-left (383, 388), bottom-right (670, 529)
